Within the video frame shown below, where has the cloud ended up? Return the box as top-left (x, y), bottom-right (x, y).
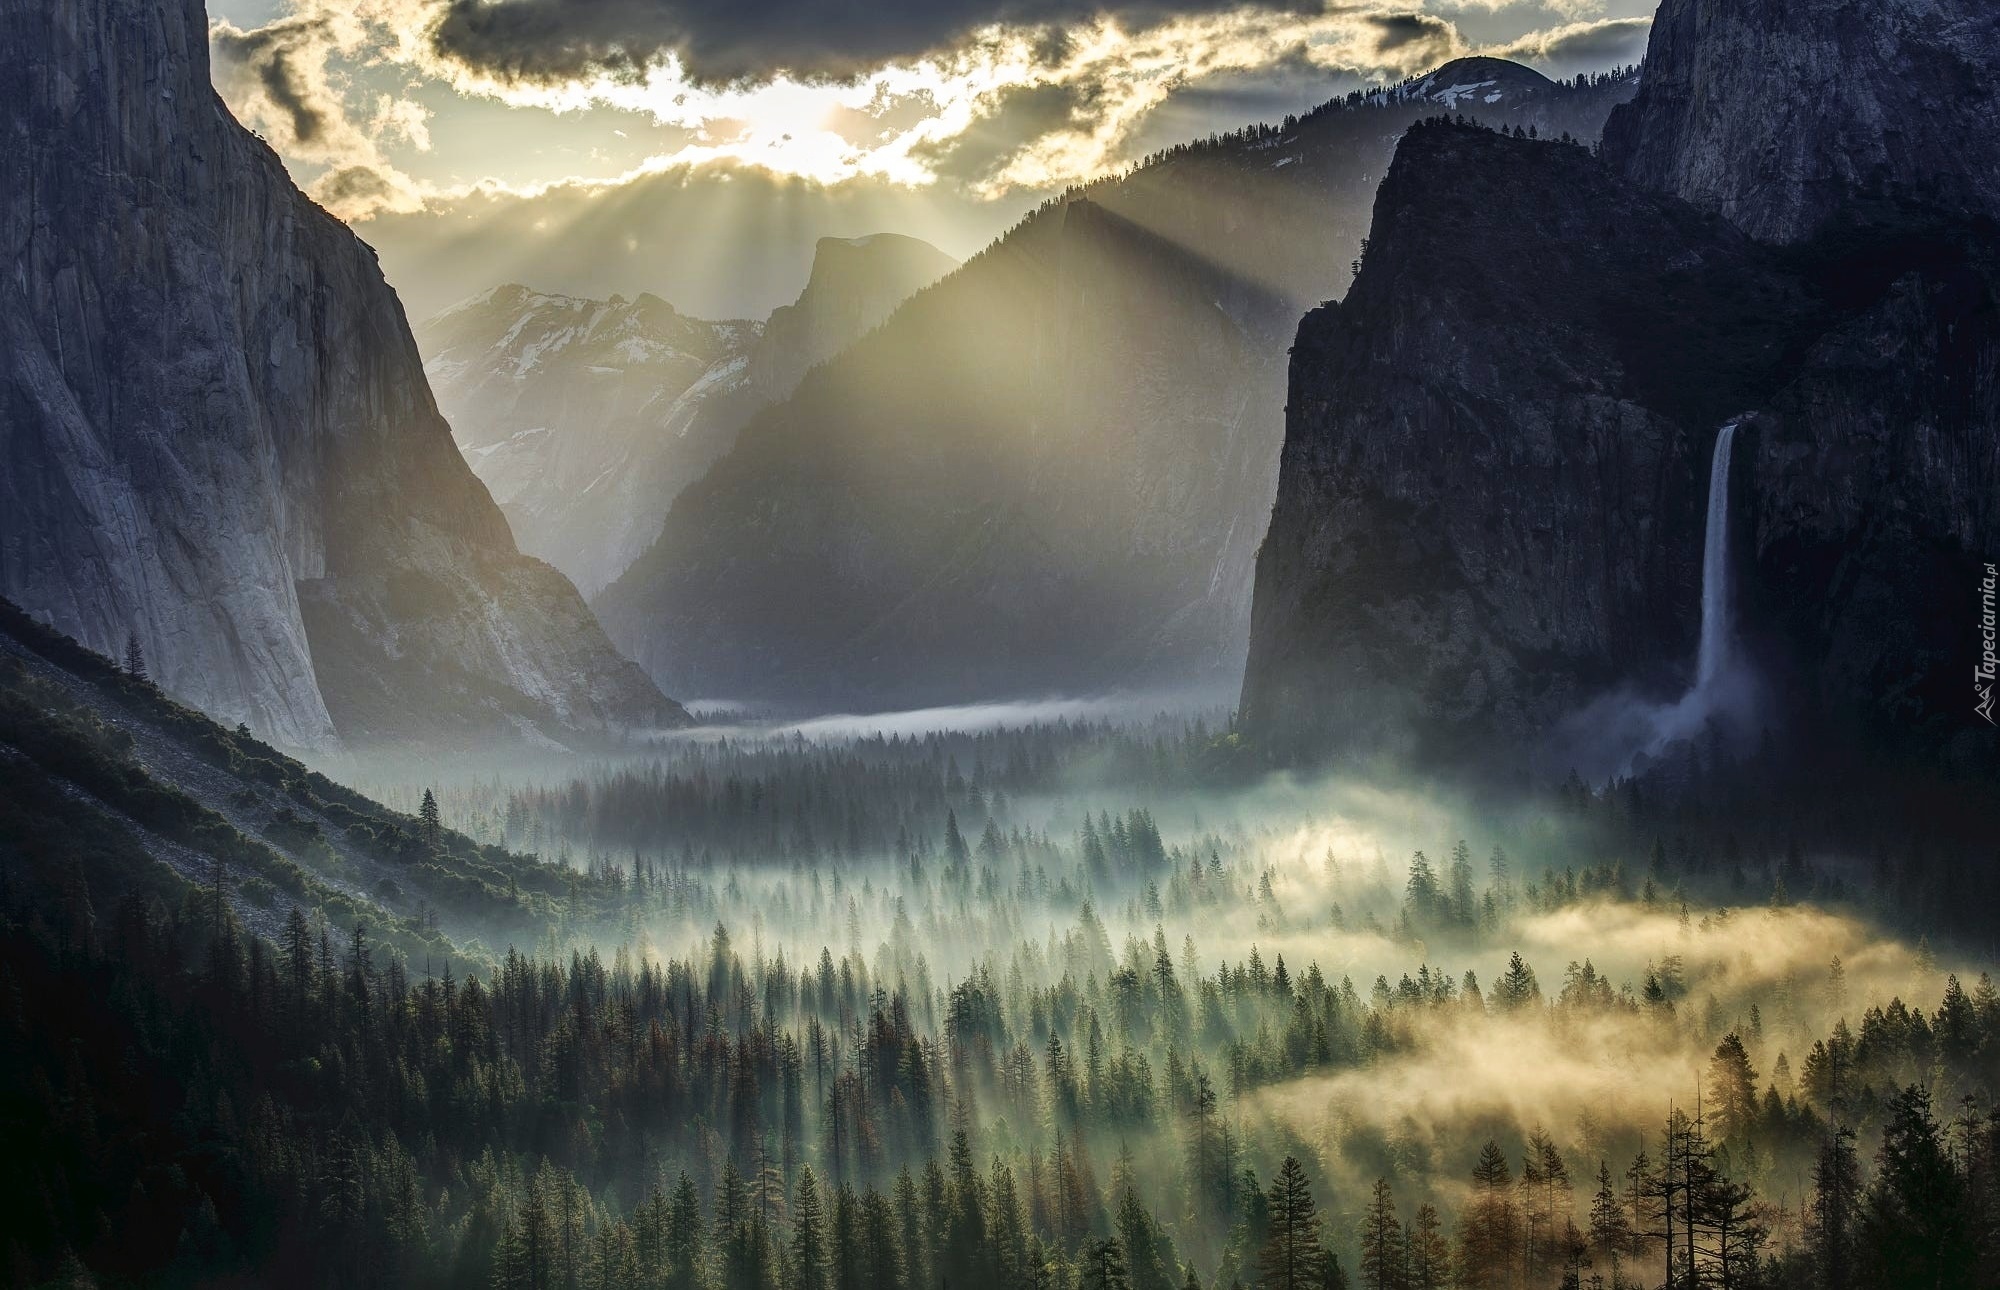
top-left (211, 12), bottom-right (428, 217)
top-left (1433, 0), bottom-right (1607, 18)
top-left (211, 15), bottom-right (345, 148)
top-left (212, 0), bottom-right (1645, 219)
top-left (1486, 15), bottom-right (1651, 71)
top-left (312, 164), bottom-right (420, 212)
top-left (426, 0), bottom-right (1324, 87)
top-left (1366, 11), bottom-right (1460, 61)
top-left (370, 93), bottom-right (435, 151)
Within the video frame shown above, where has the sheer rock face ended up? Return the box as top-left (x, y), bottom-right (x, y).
top-left (744, 235), bottom-right (959, 403)
top-left (1242, 0), bottom-right (2000, 770)
top-left (1602, 0), bottom-right (2000, 245)
top-left (595, 62), bottom-right (1639, 711)
top-left (0, 0), bottom-right (680, 750)
top-left (1240, 126), bottom-right (1817, 766)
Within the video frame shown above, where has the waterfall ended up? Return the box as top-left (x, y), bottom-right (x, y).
top-left (1553, 419), bottom-right (1754, 780)
top-left (1695, 421), bottom-right (1738, 690)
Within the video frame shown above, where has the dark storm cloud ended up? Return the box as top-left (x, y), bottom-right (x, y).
top-left (1365, 11), bottom-right (1458, 62)
top-left (431, 0), bottom-right (1321, 86)
top-left (211, 16), bottom-right (335, 146)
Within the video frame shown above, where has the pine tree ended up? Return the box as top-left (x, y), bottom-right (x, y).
top-left (1117, 1183), bottom-right (1174, 1290)
top-left (1358, 1178), bottom-right (1402, 1290)
top-left (1521, 1129), bottom-right (1570, 1285)
top-left (1808, 1127), bottom-right (1860, 1290)
top-left (420, 788), bottom-right (442, 850)
top-left (829, 1182), bottom-right (863, 1290)
top-left (1259, 1156), bottom-right (1326, 1290)
top-left (1495, 953), bottom-right (1540, 1009)
top-left (942, 1129), bottom-right (989, 1289)
top-left (860, 1188), bottom-right (905, 1290)
top-left (1586, 1160), bottom-right (1631, 1287)
top-left (1857, 1085), bottom-right (1975, 1290)
top-left (1082, 1236), bottom-right (1132, 1290)
top-left (1705, 1034), bottom-right (1759, 1147)
top-left (1407, 1203), bottom-right (1448, 1290)
top-left (123, 630), bottom-right (147, 681)
top-left (1457, 1142), bottom-right (1518, 1289)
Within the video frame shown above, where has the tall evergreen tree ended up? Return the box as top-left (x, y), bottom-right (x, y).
top-left (1704, 1035), bottom-right (1759, 1148)
top-left (122, 629), bottom-right (147, 680)
top-left (1358, 1178), bottom-right (1403, 1290)
top-left (1457, 1142), bottom-right (1518, 1289)
top-left (1406, 1203), bottom-right (1448, 1290)
top-left (1809, 1127), bottom-right (1860, 1290)
top-left (1857, 1085), bottom-right (1976, 1290)
top-left (1260, 1157), bottom-right (1326, 1290)
top-left (420, 788), bottom-right (443, 850)
top-left (1585, 1160), bottom-right (1630, 1288)
top-left (1082, 1237), bottom-right (1132, 1290)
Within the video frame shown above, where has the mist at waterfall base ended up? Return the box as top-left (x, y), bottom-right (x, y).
top-left (1548, 422), bottom-right (1762, 784)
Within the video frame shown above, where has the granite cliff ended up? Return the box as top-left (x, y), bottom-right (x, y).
top-left (1241, 0), bottom-right (1999, 770)
top-left (0, 0), bottom-right (681, 749)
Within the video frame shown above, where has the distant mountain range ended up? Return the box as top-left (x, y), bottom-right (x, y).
top-left (418, 236), bottom-right (955, 597)
top-left (591, 58), bottom-right (1641, 710)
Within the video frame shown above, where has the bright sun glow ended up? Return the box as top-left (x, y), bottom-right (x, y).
top-left (205, 0), bottom-right (1576, 213)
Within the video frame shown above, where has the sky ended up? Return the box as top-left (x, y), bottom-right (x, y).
top-left (208, 0), bottom-right (1655, 320)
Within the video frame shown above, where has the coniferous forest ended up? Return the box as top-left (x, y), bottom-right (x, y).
top-left (5, 598), bottom-right (1999, 1289)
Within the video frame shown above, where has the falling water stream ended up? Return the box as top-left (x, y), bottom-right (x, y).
top-left (1695, 421), bottom-right (1738, 691)
top-left (1556, 420), bottom-right (1748, 779)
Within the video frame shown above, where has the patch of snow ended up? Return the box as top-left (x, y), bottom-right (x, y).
top-left (661, 354), bottom-right (750, 436)
top-left (1428, 78), bottom-right (1499, 109)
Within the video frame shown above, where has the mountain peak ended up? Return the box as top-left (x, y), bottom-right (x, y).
top-left (802, 233), bottom-right (956, 293)
top-left (744, 233), bottom-right (956, 401)
top-left (1404, 57), bottom-right (1556, 108)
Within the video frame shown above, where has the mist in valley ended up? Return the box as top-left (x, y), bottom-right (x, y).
top-left (304, 708), bottom-right (1997, 1288)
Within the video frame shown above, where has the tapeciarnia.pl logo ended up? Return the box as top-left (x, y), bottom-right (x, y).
top-left (1980, 562), bottom-right (1998, 724)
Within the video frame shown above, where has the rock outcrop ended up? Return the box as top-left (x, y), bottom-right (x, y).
top-left (0, 0), bottom-right (680, 749)
top-left (743, 235), bottom-right (959, 403)
top-left (1241, 0), bottom-right (2000, 771)
top-left (595, 61), bottom-right (1639, 710)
